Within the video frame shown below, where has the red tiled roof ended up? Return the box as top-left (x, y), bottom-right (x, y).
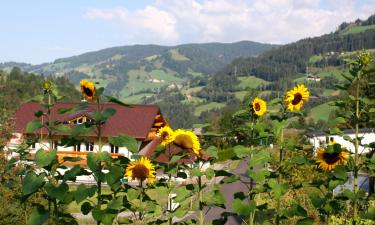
top-left (14, 101), bottom-right (162, 140)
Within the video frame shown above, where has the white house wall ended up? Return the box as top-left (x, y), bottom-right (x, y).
top-left (309, 131), bottom-right (375, 154)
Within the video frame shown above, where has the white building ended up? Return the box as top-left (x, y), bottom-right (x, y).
top-left (308, 128), bottom-right (375, 154)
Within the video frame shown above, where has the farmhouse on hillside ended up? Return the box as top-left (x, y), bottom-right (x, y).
top-left (7, 101), bottom-right (168, 167)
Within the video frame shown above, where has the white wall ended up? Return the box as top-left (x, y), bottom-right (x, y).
top-left (309, 131), bottom-right (375, 154)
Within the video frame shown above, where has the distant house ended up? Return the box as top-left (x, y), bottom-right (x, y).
top-left (307, 128), bottom-right (375, 154)
top-left (7, 102), bottom-right (168, 167)
top-left (306, 74), bottom-right (321, 82)
top-left (308, 128), bottom-right (375, 194)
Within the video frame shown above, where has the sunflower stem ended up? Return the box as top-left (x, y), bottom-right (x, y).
top-left (353, 72), bottom-right (360, 225)
top-left (96, 97), bottom-right (103, 225)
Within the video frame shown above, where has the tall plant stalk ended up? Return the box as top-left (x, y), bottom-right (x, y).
top-left (96, 97), bottom-right (103, 225)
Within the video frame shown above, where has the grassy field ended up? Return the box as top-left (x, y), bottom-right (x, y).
top-left (187, 69), bottom-right (204, 77)
top-left (322, 89), bottom-right (340, 97)
top-left (237, 76), bottom-right (269, 89)
top-left (340, 24), bottom-right (375, 35)
top-left (123, 93), bottom-right (153, 104)
top-left (194, 102), bottom-right (226, 116)
top-left (120, 69), bottom-right (183, 97)
top-left (309, 102), bottom-right (336, 122)
top-left (234, 91), bottom-right (249, 101)
top-left (170, 48), bottom-right (190, 61)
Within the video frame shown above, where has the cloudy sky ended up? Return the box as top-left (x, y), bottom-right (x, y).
top-left (0, 0), bottom-right (374, 64)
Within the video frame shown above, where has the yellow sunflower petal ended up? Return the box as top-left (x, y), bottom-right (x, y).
top-left (285, 84), bottom-right (310, 112)
top-left (125, 157), bottom-right (156, 185)
top-left (173, 129), bottom-right (201, 155)
top-left (315, 147), bottom-right (349, 171)
top-left (252, 97), bottom-right (267, 116)
top-left (80, 79), bottom-right (96, 101)
top-left (157, 126), bottom-right (175, 145)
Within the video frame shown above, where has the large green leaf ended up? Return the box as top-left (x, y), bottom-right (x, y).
top-left (35, 149), bottom-right (57, 168)
top-left (27, 206), bottom-right (49, 225)
top-left (248, 168), bottom-right (270, 181)
top-left (106, 165), bottom-right (124, 190)
top-left (75, 184), bottom-right (97, 204)
top-left (296, 217), bottom-right (314, 225)
top-left (108, 134), bottom-right (138, 153)
top-left (146, 186), bottom-right (169, 205)
top-left (87, 153), bottom-right (100, 171)
top-left (22, 172), bottom-right (45, 196)
top-left (25, 120), bottom-right (43, 133)
top-left (232, 199), bottom-right (256, 216)
top-left (248, 151), bottom-right (269, 167)
top-left (285, 204), bottom-right (307, 217)
top-left (233, 145), bottom-right (251, 158)
top-left (106, 96), bottom-right (132, 107)
top-left (268, 179), bottom-right (286, 200)
top-left (45, 182), bottom-right (69, 201)
top-left (107, 196), bottom-right (123, 210)
top-left (81, 202), bottom-right (93, 215)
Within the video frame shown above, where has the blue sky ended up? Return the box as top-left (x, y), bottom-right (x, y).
top-left (0, 0), bottom-right (374, 64)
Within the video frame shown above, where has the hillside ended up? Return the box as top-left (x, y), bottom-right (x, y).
top-left (0, 41), bottom-right (275, 99)
top-left (154, 14), bottom-right (375, 128)
top-left (2, 15), bottom-right (375, 129)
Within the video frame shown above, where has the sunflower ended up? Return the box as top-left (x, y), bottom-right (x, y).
top-left (173, 129), bottom-right (201, 155)
top-left (42, 80), bottom-right (52, 92)
top-left (284, 84), bottom-right (310, 111)
top-left (125, 157), bottom-right (156, 185)
top-left (251, 97), bottom-right (267, 116)
top-left (80, 79), bottom-right (96, 101)
top-left (157, 126), bottom-right (175, 145)
top-left (316, 146), bottom-right (349, 171)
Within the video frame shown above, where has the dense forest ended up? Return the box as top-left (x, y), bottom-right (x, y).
top-left (0, 68), bottom-right (80, 120)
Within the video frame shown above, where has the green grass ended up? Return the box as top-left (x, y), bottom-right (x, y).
top-left (309, 102), bottom-right (336, 122)
top-left (237, 76), bottom-right (269, 89)
top-left (194, 102), bottom-right (226, 116)
top-left (120, 68), bottom-right (183, 97)
top-left (322, 89), bottom-right (340, 97)
top-left (187, 69), bottom-right (204, 77)
top-left (149, 69), bottom-right (182, 83)
top-left (183, 86), bottom-right (203, 94)
top-left (123, 93), bottom-right (153, 104)
top-left (181, 96), bottom-right (205, 104)
top-left (67, 186), bottom-right (113, 214)
top-left (169, 48), bottom-right (190, 61)
top-left (234, 91), bottom-right (249, 101)
top-left (309, 55), bottom-right (323, 64)
top-left (144, 54), bottom-right (160, 61)
top-left (340, 24), bottom-right (375, 35)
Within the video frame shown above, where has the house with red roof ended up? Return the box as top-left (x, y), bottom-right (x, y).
top-left (8, 101), bottom-right (168, 166)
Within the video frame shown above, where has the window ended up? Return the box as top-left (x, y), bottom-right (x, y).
top-left (72, 117), bottom-right (84, 125)
top-left (110, 144), bottom-right (119, 154)
top-left (52, 141), bottom-right (59, 150)
top-left (74, 143), bottom-right (81, 152)
top-left (86, 142), bottom-right (94, 152)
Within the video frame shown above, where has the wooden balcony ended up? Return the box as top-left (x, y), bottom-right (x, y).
top-left (28, 150), bottom-right (124, 166)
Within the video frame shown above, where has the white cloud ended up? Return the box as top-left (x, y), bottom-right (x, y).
top-left (83, 0), bottom-right (375, 45)
top-left (84, 6), bottom-right (178, 43)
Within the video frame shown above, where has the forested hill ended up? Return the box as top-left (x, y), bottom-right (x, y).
top-left (0, 41), bottom-right (275, 76)
top-left (215, 14), bottom-right (375, 83)
top-left (194, 14), bottom-right (375, 105)
top-left (0, 68), bottom-right (80, 118)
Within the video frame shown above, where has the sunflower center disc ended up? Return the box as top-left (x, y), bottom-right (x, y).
top-left (322, 152), bottom-right (340, 164)
top-left (83, 87), bottom-right (93, 97)
top-left (255, 103), bottom-right (261, 111)
top-left (292, 93), bottom-right (302, 105)
top-left (133, 165), bottom-right (149, 180)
